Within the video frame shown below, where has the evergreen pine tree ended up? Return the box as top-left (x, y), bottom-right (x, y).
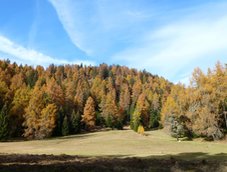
top-left (53, 107), bottom-right (64, 136)
top-left (149, 109), bottom-right (160, 129)
top-left (71, 110), bottom-right (81, 133)
top-left (62, 115), bottom-right (69, 136)
top-left (0, 104), bottom-right (8, 140)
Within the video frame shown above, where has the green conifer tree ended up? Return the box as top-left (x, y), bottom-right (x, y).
top-left (0, 104), bottom-right (8, 140)
top-left (62, 115), bottom-right (69, 136)
top-left (71, 110), bottom-right (81, 133)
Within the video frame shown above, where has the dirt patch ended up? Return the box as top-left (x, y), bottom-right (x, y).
top-left (0, 154), bottom-right (227, 172)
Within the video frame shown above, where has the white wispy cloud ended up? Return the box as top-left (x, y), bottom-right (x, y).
top-left (48, 0), bottom-right (227, 83)
top-left (48, 0), bottom-right (91, 54)
top-left (0, 35), bottom-right (95, 66)
top-left (111, 3), bottom-right (227, 83)
top-left (48, 0), bottom-right (152, 56)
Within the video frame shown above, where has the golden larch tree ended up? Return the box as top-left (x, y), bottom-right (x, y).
top-left (82, 96), bottom-right (96, 130)
top-left (39, 103), bottom-right (57, 138)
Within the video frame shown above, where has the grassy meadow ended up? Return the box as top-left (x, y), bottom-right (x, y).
top-left (0, 129), bottom-right (227, 171)
top-left (0, 129), bottom-right (226, 159)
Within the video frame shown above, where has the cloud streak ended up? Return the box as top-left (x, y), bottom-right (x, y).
top-left (48, 0), bottom-right (153, 56)
top-left (111, 2), bottom-right (227, 83)
top-left (48, 0), bottom-right (91, 54)
top-left (0, 35), bottom-right (95, 66)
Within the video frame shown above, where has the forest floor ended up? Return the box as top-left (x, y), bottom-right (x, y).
top-left (0, 129), bottom-right (227, 171)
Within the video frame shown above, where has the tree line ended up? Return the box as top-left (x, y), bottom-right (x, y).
top-left (0, 59), bottom-right (170, 140)
top-left (161, 62), bottom-right (227, 140)
top-left (0, 59), bottom-right (226, 140)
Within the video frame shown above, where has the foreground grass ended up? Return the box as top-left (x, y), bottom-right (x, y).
top-left (0, 153), bottom-right (227, 172)
top-left (0, 129), bottom-right (226, 159)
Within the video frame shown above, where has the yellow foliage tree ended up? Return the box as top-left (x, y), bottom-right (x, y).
top-left (82, 96), bottom-right (96, 130)
top-left (39, 103), bottom-right (57, 138)
top-left (137, 125), bottom-right (145, 135)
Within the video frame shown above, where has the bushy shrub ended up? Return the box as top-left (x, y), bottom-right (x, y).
top-left (137, 125), bottom-right (144, 135)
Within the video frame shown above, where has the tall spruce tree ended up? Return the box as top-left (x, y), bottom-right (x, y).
top-left (0, 104), bottom-right (8, 140)
top-left (62, 115), bottom-right (69, 136)
top-left (71, 110), bottom-right (81, 133)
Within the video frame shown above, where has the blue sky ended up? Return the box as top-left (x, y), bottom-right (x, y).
top-left (0, 0), bottom-right (226, 84)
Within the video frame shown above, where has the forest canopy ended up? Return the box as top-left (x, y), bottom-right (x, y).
top-left (0, 59), bottom-right (226, 141)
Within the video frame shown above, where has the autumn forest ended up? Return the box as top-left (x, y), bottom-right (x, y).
top-left (0, 59), bottom-right (226, 141)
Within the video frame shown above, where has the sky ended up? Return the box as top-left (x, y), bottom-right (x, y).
top-left (0, 0), bottom-right (226, 84)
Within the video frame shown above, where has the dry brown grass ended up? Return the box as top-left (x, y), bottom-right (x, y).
top-left (0, 129), bottom-right (226, 158)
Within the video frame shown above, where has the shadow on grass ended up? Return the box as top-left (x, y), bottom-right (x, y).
top-left (0, 152), bottom-right (227, 172)
top-left (3, 132), bottom-right (99, 143)
top-left (2, 130), bottom-right (106, 143)
top-left (172, 152), bottom-right (227, 161)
